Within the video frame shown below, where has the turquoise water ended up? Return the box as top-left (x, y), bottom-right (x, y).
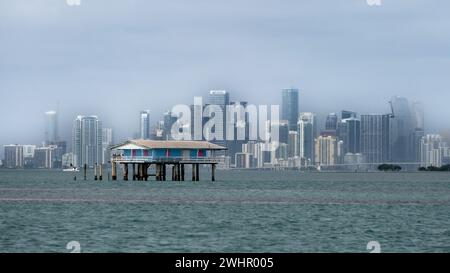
top-left (0, 169), bottom-right (450, 253)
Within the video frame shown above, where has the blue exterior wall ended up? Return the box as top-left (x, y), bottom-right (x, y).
top-left (190, 149), bottom-right (206, 157)
top-left (122, 148), bottom-right (209, 158)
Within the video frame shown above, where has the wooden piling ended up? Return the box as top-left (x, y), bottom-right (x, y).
top-left (94, 163), bottom-right (98, 180)
top-left (212, 164), bottom-right (216, 182)
top-left (139, 164), bottom-right (143, 181)
top-left (144, 164), bottom-right (148, 181)
top-left (112, 162), bottom-right (117, 181)
top-left (99, 164), bottom-right (103, 181)
top-left (84, 164), bottom-right (87, 181)
top-left (181, 164), bottom-right (185, 181)
top-left (132, 163), bottom-right (136, 181)
top-left (173, 164), bottom-right (178, 181)
top-left (192, 164), bottom-right (196, 181)
top-left (196, 163), bottom-right (200, 181)
top-left (124, 163), bottom-right (128, 181)
top-left (163, 164), bottom-right (166, 181)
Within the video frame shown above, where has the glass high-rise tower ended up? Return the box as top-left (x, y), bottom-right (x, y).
top-left (140, 110), bottom-right (151, 140)
top-left (340, 117), bottom-right (361, 155)
top-left (361, 114), bottom-right (391, 164)
top-left (72, 116), bottom-right (102, 168)
top-left (298, 112), bottom-right (317, 165)
top-left (45, 111), bottom-right (58, 144)
top-left (390, 96), bottom-right (415, 162)
top-left (282, 88), bottom-right (299, 131)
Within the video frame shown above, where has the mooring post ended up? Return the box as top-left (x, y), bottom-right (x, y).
top-left (196, 164), bottom-right (200, 181)
top-left (163, 164), bottom-right (166, 181)
top-left (144, 164), bottom-right (148, 181)
top-left (181, 164), bottom-right (185, 181)
top-left (211, 164), bottom-right (216, 182)
top-left (84, 164), bottom-right (87, 181)
top-left (99, 164), bottom-right (103, 181)
top-left (143, 164), bottom-right (146, 181)
top-left (94, 163), bottom-right (98, 181)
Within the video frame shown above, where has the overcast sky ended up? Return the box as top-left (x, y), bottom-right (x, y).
top-left (1, 0), bottom-right (450, 151)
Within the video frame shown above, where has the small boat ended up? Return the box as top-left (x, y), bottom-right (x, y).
top-left (63, 166), bottom-right (79, 172)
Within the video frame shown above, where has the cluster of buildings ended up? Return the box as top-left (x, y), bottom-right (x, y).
top-left (2, 89), bottom-right (450, 171)
top-left (2, 111), bottom-right (67, 169)
top-left (1, 113), bottom-right (114, 169)
top-left (134, 89), bottom-right (450, 171)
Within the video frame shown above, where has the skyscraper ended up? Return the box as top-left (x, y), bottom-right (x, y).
top-left (34, 146), bottom-right (56, 169)
top-left (411, 101), bottom-right (425, 162)
top-left (420, 134), bottom-right (448, 167)
top-left (361, 114), bottom-right (391, 164)
top-left (227, 101), bottom-right (250, 163)
top-left (339, 117), bottom-right (361, 154)
top-left (278, 120), bottom-right (289, 144)
top-left (341, 110), bottom-right (357, 120)
top-left (207, 90), bottom-right (230, 157)
top-left (281, 88), bottom-right (299, 131)
top-left (315, 136), bottom-right (338, 166)
top-left (207, 90), bottom-right (230, 142)
top-left (44, 111), bottom-right (58, 144)
top-left (325, 113), bottom-right (338, 131)
top-left (298, 112), bottom-right (317, 165)
top-left (163, 111), bottom-right (178, 140)
top-left (139, 110), bottom-right (151, 140)
top-left (102, 128), bottom-right (114, 164)
top-left (390, 96), bottom-right (415, 162)
top-left (287, 131), bottom-right (298, 158)
top-left (72, 116), bottom-right (102, 168)
top-left (3, 145), bottom-right (24, 168)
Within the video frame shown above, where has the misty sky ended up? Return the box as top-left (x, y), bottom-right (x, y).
top-left (1, 0), bottom-right (450, 152)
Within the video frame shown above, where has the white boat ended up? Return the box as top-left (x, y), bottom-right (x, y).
top-left (63, 167), bottom-right (79, 172)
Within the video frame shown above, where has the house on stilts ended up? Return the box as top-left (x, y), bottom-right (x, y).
top-left (110, 140), bottom-right (226, 181)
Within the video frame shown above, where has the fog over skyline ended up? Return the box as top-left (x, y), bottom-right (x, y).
top-left (1, 0), bottom-right (450, 151)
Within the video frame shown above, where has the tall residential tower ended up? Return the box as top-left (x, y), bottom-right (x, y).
top-left (44, 111), bottom-right (58, 144)
top-left (282, 88), bottom-right (299, 131)
top-left (72, 116), bottom-right (103, 168)
top-left (140, 110), bottom-right (151, 140)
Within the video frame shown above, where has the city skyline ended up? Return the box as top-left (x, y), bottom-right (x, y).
top-left (2, 89), bottom-right (450, 171)
top-left (0, 90), bottom-right (445, 150)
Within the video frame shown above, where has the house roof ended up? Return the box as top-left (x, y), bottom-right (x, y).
top-left (110, 139), bottom-right (227, 150)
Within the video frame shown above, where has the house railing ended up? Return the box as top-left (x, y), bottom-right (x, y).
top-left (112, 155), bottom-right (224, 163)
